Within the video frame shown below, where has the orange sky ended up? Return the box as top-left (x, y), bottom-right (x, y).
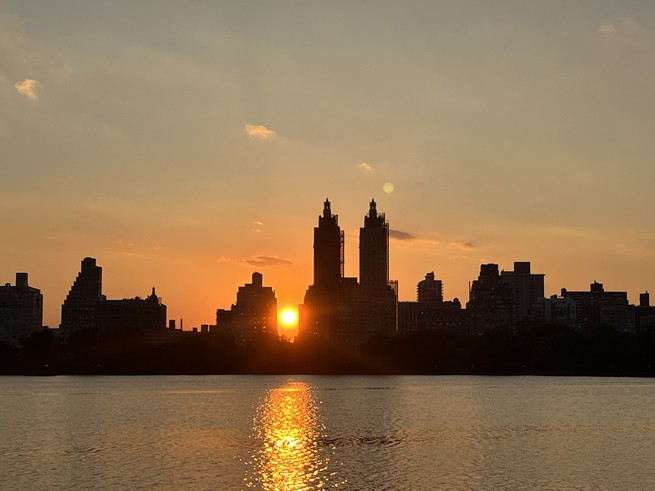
top-left (2, 2), bottom-right (655, 330)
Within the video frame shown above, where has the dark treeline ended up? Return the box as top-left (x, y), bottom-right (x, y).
top-left (3, 325), bottom-right (655, 376)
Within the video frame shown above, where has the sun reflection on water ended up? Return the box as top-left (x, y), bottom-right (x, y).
top-left (244, 381), bottom-right (342, 490)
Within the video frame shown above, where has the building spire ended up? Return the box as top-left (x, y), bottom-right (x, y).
top-left (369, 199), bottom-right (377, 218)
top-left (323, 198), bottom-right (331, 218)
top-left (148, 287), bottom-right (158, 302)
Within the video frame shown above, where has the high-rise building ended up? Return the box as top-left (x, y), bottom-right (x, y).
top-left (314, 199), bottom-right (343, 288)
top-left (398, 272), bottom-right (465, 335)
top-left (636, 292), bottom-right (655, 331)
top-left (467, 264), bottom-right (514, 335)
top-left (500, 261), bottom-right (544, 322)
top-left (359, 199), bottom-right (388, 290)
top-left (300, 199), bottom-right (345, 341)
top-left (300, 199), bottom-right (397, 344)
top-left (0, 273), bottom-right (43, 348)
top-left (418, 272), bottom-right (443, 303)
top-left (217, 272), bottom-right (278, 345)
top-left (358, 199), bottom-right (397, 340)
top-left (561, 282), bottom-right (635, 333)
top-left (61, 257), bottom-right (104, 337)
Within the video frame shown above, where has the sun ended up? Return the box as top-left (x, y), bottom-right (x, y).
top-left (279, 308), bottom-right (298, 327)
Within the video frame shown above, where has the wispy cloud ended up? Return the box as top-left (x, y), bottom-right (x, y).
top-left (598, 16), bottom-right (640, 40)
top-left (358, 162), bottom-right (375, 172)
top-left (245, 123), bottom-right (276, 140)
top-left (389, 230), bottom-right (475, 250)
top-left (217, 254), bottom-right (294, 268)
top-left (449, 241), bottom-right (476, 250)
top-left (15, 79), bottom-right (41, 101)
top-left (244, 255), bottom-right (293, 267)
top-left (598, 24), bottom-right (616, 38)
top-left (539, 225), bottom-right (597, 241)
top-left (119, 251), bottom-right (149, 259)
top-left (115, 238), bottom-right (136, 248)
top-left (389, 229), bottom-right (416, 241)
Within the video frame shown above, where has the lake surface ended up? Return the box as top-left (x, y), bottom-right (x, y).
top-left (1, 375), bottom-right (655, 490)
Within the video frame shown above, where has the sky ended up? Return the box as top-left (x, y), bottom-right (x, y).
top-left (2, 1), bottom-right (655, 333)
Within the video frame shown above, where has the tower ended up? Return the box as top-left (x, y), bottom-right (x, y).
top-left (359, 199), bottom-right (389, 290)
top-left (300, 198), bottom-right (397, 343)
top-left (300, 199), bottom-right (345, 340)
top-left (359, 199), bottom-right (397, 339)
top-left (313, 198), bottom-right (344, 288)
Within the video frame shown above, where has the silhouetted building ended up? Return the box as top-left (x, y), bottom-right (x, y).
top-left (398, 272), bottom-right (465, 335)
top-left (96, 288), bottom-right (167, 341)
top-left (217, 272), bottom-right (278, 345)
top-left (358, 199), bottom-right (397, 341)
top-left (418, 272), bottom-right (443, 303)
top-left (636, 292), bottom-right (655, 331)
top-left (315, 198), bottom-right (344, 288)
top-left (398, 301), bottom-right (420, 335)
top-left (0, 273), bottom-right (43, 348)
top-left (300, 199), bottom-right (346, 341)
top-left (360, 199), bottom-right (388, 290)
top-left (561, 282), bottom-right (635, 333)
top-left (300, 199), bottom-right (397, 345)
top-left (467, 264), bottom-right (514, 335)
top-left (418, 298), bottom-right (465, 333)
top-left (535, 295), bottom-right (577, 328)
top-left (61, 257), bottom-right (104, 338)
top-left (641, 292), bottom-right (650, 307)
top-left (500, 261), bottom-right (544, 323)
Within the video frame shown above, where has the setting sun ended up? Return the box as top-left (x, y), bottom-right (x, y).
top-left (279, 308), bottom-right (298, 327)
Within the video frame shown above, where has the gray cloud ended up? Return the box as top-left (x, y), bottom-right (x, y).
top-left (389, 229), bottom-right (416, 241)
top-left (449, 241), bottom-right (476, 250)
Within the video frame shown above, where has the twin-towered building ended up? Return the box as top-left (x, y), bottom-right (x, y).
top-left (299, 199), bottom-right (398, 344)
top-left (214, 199), bottom-right (398, 346)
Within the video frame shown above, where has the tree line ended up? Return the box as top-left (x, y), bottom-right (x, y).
top-left (2, 325), bottom-right (655, 376)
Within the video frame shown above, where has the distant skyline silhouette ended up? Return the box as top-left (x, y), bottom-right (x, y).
top-left (2, 197), bottom-right (655, 375)
top-left (2, 198), bottom-right (654, 345)
top-left (2, 2), bottom-right (655, 330)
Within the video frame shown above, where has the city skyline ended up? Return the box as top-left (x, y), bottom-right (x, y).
top-left (2, 196), bottom-right (654, 338)
top-left (2, 1), bottom-right (655, 330)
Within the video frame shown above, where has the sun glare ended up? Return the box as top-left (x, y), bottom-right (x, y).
top-left (279, 308), bottom-right (298, 326)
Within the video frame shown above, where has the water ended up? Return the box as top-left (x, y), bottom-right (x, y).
top-left (1, 375), bottom-right (655, 490)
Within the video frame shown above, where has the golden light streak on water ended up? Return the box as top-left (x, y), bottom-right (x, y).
top-left (245, 381), bottom-right (341, 490)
